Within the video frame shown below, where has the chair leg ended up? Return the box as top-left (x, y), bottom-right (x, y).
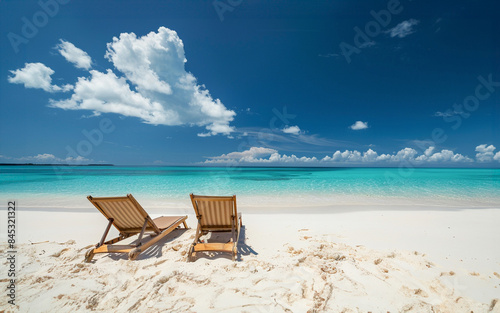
top-left (187, 245), bottom-right (195, 262)
top-left (188, 223), bottom-right (202, 262)
top-left (85, 248), bottom-right (95, 263)
top-left (128, 247), bottom-right (142, 260)
top-left (135, 218), bottom-right (149, 246)
top-left (97, 218), bottom-right (114, 248)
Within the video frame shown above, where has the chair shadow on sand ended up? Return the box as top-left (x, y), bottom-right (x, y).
top-left (90, 225), bottom-right (256, 262)
top-left (102, 227), bottom-right (189, 262)
top-left (189, 225), bottom-right (258, 262)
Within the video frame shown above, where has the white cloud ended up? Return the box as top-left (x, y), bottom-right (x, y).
top-left (103, 27), bottom-right (235, 136)
top-left (321, 148), bottom-right (418, 163)
top-left (204, 147), bottom-right (318, 164)
top-left (18, 153), bottom-right (89, 164)
top-left (207, 147), bottom-right (277, 163)
top-left (105, 30), bottom-right (177, 94)
top-left (350, 121), bottom-right (368, 130)
top-left (10, 27), bottom-right (236, 137)
top-left (362, 149), bottom-right (379, 162)
top-left (21, 153), bottom-right (57, 161)
top-left (392, 147), bottom-right (418, 161)
top-left (423, 146), bottom-right (435, 156)
top-left (49, 69), bottom-right (176, 125)
top-left (387, 19), bottom-right (420, 38)
top-left (206, 146), bottom-right (475, 165)
top-left (282, 125), bottom-right (301, 135)
top-left (267, 153), bottom-right (318, 164)
top-left (322, 150), bottom-right (361, 162)
top-left (8, 63), bottom-right (72, 93)
top-left (55, 40), bottom-right (92, 70)
top-left (475, 144), bottom-right (496, 162)
top-left (494, 152), bottom-right (500, 161)
top-left (324, 147), bottom-right (473, 164)
top-left (417, 149), bottom-right (472, 163)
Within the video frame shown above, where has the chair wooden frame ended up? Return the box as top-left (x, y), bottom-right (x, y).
top-left (85, 194), bottom-right (188, 262)
top-left (188, 193), bottom-right (242, 262)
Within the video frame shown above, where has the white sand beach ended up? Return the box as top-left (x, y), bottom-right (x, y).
top-left (2, 204), bottom-right (500, 312)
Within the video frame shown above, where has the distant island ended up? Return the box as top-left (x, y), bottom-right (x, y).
top-left (0, 163), bottom-right (114, 166)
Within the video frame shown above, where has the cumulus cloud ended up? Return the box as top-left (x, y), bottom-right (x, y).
top-left (282, 125), bottom-right (301, 135)
top-left (350, 121), bottom-right (368, 130)
top-left (267, 153), bottom-right (318, 164)
top-left (423, 146), bottom-right (435, 156)
top-left (18, 153), bottom-right (89, 164)
top-left (19, 153), bottom-right (58, 161)
top-left (205, 146), bottom-right (475, 165)
top-left (9, 27), bottom-right (236, 136)
top-left (324, 147), bottom-right (473, 163)
top-left (103, 27), bottom-right (235, 136)
top-left (205, 147), bottom-right (317, 164)
top-left (218, 147), bottom-right (277, 159)
top-left (322, 150), bottom-right (362, 162)
top-left (206, 147), bottom-right (277, 164)
top-left (494, 152), bottom-right (500, 161)
top-left (321, 147), bottom-right (422, 163)
top-left (387, 19), bottom-right (420, 38)
top-left (104, 30), bottom-right (178, 94)
top-left (475, 144), bottom-right (496, 162)
top-left (8, 63), bottom-right (73, 93)
top-left (416, 149), bottom-right (472, 163)
top-left (49, 69), bottom-right (175, 125)
top-left (55, 40), bottom-right (92, 70)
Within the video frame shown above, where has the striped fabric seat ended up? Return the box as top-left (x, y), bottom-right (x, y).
top-left (188, 194), bottom-right (242, 262)
top-left (88, 196), bottom-right (158, 233)
top-left (194, 196), bottom-right (235, 229)
top-left (85, 194), bottom-right (188, 262)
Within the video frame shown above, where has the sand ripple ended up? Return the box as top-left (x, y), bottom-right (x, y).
top-left (1, 229), bottom-right (499, 313)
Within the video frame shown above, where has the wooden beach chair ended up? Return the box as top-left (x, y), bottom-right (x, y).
top-left (85, 194), bottom-right (188, 262)
top-left (188, 193), bottom-right (242, 262)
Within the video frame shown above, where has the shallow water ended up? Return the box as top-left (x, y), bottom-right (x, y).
top-left (1, 166), bottom-right (499, 208)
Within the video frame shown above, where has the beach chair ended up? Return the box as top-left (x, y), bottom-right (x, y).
top-left (188, 194), bottom-right (242, 262)
top-left (85, 194), bottom-right (188, 262)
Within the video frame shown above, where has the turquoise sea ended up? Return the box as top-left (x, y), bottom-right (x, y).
top-left (0, 166), bottom-right (499, 209)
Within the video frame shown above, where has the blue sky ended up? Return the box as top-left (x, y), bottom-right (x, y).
top-left (1, 0), bottom-right (499, 167)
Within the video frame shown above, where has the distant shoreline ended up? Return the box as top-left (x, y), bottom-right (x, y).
top-left (0, 163), bottom-right (114, 166)
top-left (0, 163), bottom-right (499, 169)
